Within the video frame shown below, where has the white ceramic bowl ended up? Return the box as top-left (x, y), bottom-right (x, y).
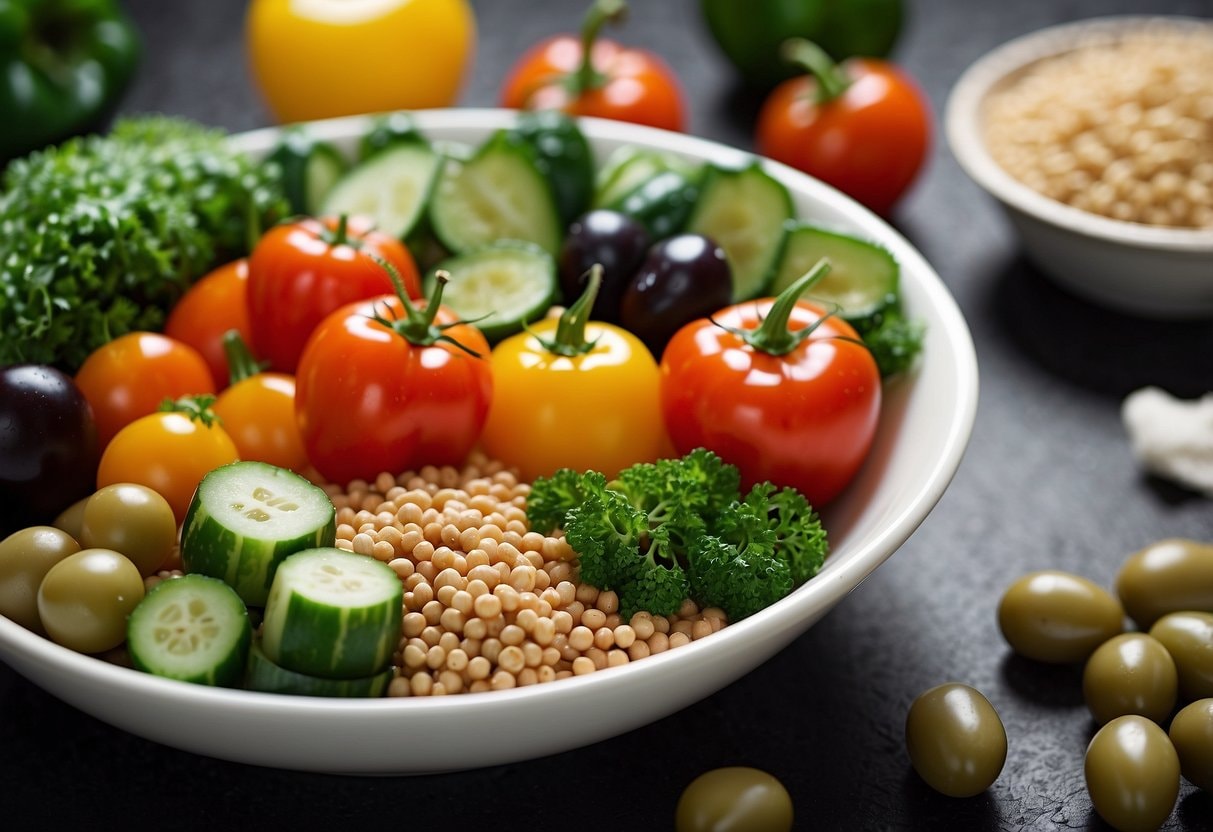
top-left (0, 109), bottom-right (978, 774)
top-left (946, 16), bottom-right (1213, 318)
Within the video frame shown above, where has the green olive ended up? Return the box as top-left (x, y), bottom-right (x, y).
top-left (1169, 698), bottom-right (1213, 792)
top-left (674, 767), bottom-right (793, 832)
top-left (1082, 633), bottom-right (1177, 726)
top-left (52, 496), bottom-right (90, 541)
top-left (997, 570), bottom-right (1124, 663)
top-left (37, 548), bottom-right (145, 653)
top-left (905, 683), bottom-right (1007, 797)
top-left (1116, 538), bottom-right (1213, 629)
top-left (0, 526), bottom-right (81, 633)
top-left (1085, 715), bottom-right (1179, 832)
top-left (1148, 611), bottom-right (1213, 702)
top-left (79, 483), bottom-right (177, 577)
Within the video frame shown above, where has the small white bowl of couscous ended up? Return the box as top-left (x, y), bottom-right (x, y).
top-left (946, 16), bottom-right (1213, 318)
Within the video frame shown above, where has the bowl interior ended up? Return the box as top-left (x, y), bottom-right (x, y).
top-left (0, 109), bottom-right (978, 773)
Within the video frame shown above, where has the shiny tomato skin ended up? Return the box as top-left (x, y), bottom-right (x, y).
top-left (74, 332), bottom-right (216, 449)
top-left (755, 59), bottom-right (930, 215)
top-left (480, 319), bottom-right (664, 483)
top-left (660, 301), bottom-right (881, 507)
top-left (247, 216), bottom-right (420, 374)
top-left (501, 36), bottom-right (685, 132)
top-left (164, 258), bottom-right (252, 389)
top-left (97, 412), bottom-right (240, 524)
top-left (295, 296), bottom-right (493, 486)
top-left (213, 373), bottom-right (308, 472)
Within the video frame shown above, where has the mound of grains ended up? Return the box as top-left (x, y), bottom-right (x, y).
top-left (983, 26), bottom-right (1213, 229)
top-left (321, 452), bottom-right (729, 697)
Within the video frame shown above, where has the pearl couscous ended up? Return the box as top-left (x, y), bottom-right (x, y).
top-left (320, 452), bottom-right (729, 697)
top-left (983, 27), bottom-right (1213, 229)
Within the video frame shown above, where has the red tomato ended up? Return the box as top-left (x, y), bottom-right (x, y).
top-left (660, 261), bottom-right (881, 507)
top-left (755, 39), bottom-right (930, 215)
top-left (75, 332), bottom-right (216, 449)
top-left (164, 258), bottom-right (252, 389)
top-left (500, 0), bottom-right (685, 132)
top-left (247, 215), bottom-right (420, 373)
top-left (295, 280), bottom-right (493, 485)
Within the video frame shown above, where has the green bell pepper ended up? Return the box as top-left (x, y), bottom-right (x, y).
top-left (700, 0), bottom-right (902, 90)
top-left (0, 0), bottom-right (140, 162)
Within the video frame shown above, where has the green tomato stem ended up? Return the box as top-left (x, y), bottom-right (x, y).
top-left (782, 38), bottom-right (851, 104)
top-left (544, 264), bottom-right (603, 357)
top-left (738, 257), bottom-right (832, 356)
top-left (158, 394), bottom-right (220, 427)
top-left (574, 0), bottom-right (627, 93)
top-left (222, 329), bottom-right (267, 385)
top-left (369, 259), bottom-right (482, 358)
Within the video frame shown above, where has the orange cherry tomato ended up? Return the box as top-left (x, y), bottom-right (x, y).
top-left (75, 332), bottom-right (216, 449)
top-left (97, 398), bottom-right (240, 524)
top-left (213, 333), bottom-right (308, 472)
top-left (755, 39), bottom-right (930, 215)
top-left (247, 215), bottom-right (420, 374)
top-left (660, 260), bottom-right (881, 507)
top-left (164, 259), bottom-right (253, 390)
top-left (500, 0), bottom-right (685, 132)
top-left (295, 277), bottom-right (492, 486)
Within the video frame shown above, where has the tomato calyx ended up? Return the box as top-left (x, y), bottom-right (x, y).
top-left (368, 260), bottom-right (484, 358)
top-left (157, 394), bottom-right (221, 428)
top-left (566, 0), bottom-right (627, 96)
top-left (782, 38), bottom-right (852, 105)
top-left (222, 330), bottom-right (269, 385)
top-left (712, 257), bottom-right (836, 356)
top-left (317, 214), bottom-right (363, 250)
top-left (531, 264), bottom-right (606, 357)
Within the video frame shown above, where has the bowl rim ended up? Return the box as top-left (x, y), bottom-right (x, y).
top-left (945, 14), bottom-right (1213, 254)
top-left (0, 109), bottom-right (979, 765)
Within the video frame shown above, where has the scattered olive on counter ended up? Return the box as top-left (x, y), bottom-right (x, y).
top-left (997, 570), bottom-right (1125, 663)
top-left (1085, 715), bottom-right (1180, 832)
top-left (80, 483), bottom-right (177, 577)
top-left (1168, 698), bottom-right (1213, 792)
top-left (905, 683), bottom-right (1007, 798)
top-left (37, 548), bottom-right (145, 654)
top-left (1083, 633), bottom-right (1178, 726)
top-left (0, 527), bottom-right (81, 633)
top-left (1148, 611), bottom-right (1213, 702)
top-left (674, 766), bottom-right (793, 832)
top-left (1115, 538), bottom-right (1213, 630)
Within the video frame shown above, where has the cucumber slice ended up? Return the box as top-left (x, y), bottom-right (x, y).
top-left (245, 640), bottom-right (391, 698)
top-left (428, 242), bottom-right (557, 343)
top-left (509, 111), bottom-right (594, 227)
top-left (686, 162), bottom-right (794, 301)
top-left (359, 111), bottom-right (423, 160)
top-left (261, 547), bottom-right (402, 680)
top-left (594, 146), bottom-right (700, 209)
top-left (127, 574), bottom-right (251, 687)
top-left (321, 140), bottom-right (443, 240)
top-left (429, 131), bottom-right (563, 256)
top-left (267, 128), bottom-right (348, 215)
top-left (771, 223), bottom-right (900, 320)
top-left (180, 462), bottom-right (336, 607)
top-left (603, 169), bottom-right (700, 240)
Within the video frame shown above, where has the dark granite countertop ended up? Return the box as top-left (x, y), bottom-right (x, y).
top-left (3, 0), bottom-right (1212, 828)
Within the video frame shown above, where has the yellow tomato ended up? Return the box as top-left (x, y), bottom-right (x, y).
top-left (214, 374), bottom-right (308, 472)
top-left (97, 410), bottom-right (239, 525)
top-left (246, 0), bottom-right (477, 123)
top-left (480, 320), bottom-right (664, 483)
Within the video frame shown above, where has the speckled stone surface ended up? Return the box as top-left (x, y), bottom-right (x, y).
top-left (3, 0), bottom-right (1212, 828)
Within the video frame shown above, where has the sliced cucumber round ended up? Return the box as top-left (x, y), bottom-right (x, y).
top-left (127, 574), bottom-right (251, 687)
top-left (266, 128), bottom-right (347, 215)
top-left (428, 130), bottom-right (562, 256)
top-left (686, 161), bottom-right (794, 301)
top-left (321, 140), bottom-right (443, 241)
top-left (180, 461), bottom-right (336, 607)
top-left (428, 241), bottom-right (558, 343)
top-left (509, 110), bottom-right (594, 227)
top-left (245, 641), bottom-right (392, 698)
top-left (603, 169), bottom-right (700, 240)
top-left (593, 146), bottom-right (700, 209)
top-left (771, 222), bottom-right (900, 320)
top-left (261, 548), bottom-right (402, 680)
